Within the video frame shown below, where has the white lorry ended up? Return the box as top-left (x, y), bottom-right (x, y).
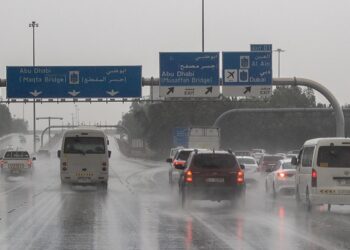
top-left (187, 127), bottom-right (220, 150)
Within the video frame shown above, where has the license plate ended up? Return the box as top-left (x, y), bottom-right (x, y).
top-left (338, 179), bottom-right (350, 185)
top-left (206, 178), bottom-right (224, 183)
top-left (9, 164), bottom-right (23, 169)
top-left (337, 190), bottom-right (350, 195)
top-left (76, 172), bottom-right (93, 177)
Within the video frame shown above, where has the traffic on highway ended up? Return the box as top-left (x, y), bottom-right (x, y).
top-left (0, 131), bottom-right (349, 250)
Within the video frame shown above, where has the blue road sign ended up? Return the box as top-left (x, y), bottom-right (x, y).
top-left (222, 51), bottom-right (272, 97)
top-left (250, 44), bottom-right (272, 52)
top-left (173, 127), bottom-right (189, 147)
top-left (6, 66), bottom-right (142, 98)
top-left (159, 52), bottom-right (220, 97)
top-left (222, 52), bottom-right (272, 86)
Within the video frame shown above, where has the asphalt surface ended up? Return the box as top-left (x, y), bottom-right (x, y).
top-left (0, 134), bottom-right (350, 250)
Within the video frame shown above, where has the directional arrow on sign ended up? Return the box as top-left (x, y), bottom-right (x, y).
top-left (106, 90), bottom-right (119, 96)
top-left (29, 90), bottom-right (42, 97)
top-left (68, 90), bottom-right (80, 97)
top-left (167, 87), bottom-right (175, 95)
top-left (244, 87), bottom-right (251, 94)
top-left (205, 87), bottom-right (213, 95)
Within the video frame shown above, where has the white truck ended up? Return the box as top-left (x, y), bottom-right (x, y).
top-left (187, 127), bottom-right (220, 150)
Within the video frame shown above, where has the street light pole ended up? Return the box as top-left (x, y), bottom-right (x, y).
top-left (202, 0), bottom-right (204, 52)
top-left (274, 48), bottom-right (285, 78)
top-left (29, 21), bottom-right (39, 153)
top-left (36, 116), bottom-right (63, 144)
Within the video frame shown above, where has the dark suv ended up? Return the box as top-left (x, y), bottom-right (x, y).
top-left (177, 149), bottom-right (245, 207)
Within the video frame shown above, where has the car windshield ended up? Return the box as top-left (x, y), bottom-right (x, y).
top-left (282, 162), bottom-right (295, 169)
top-left (64, 137), bottom-right (105, 154)
top-left (317, 146), bottom-right (350, 168)
top-left (238, 158), bottom-right (256, 165)
top-left (4, 151), bottom-right (30, 159)
top-left (176, 150), bottom-right (192, 161)
top-left (192, 154), bottom-right (238, 169)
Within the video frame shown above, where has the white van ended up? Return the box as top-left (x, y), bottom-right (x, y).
top-left (293, 137), bottom-right (350, 211)
top-left (58, 128), bottom-right (111, 188)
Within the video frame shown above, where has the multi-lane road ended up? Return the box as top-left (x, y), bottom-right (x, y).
top-left (0, 134), bottom-right (349, 250)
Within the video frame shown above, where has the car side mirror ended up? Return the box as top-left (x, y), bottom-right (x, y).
top-left (174, 165), bottom-right (186, 170)
top-left (240, 164), bottom-right (245, 170)
top-left (57, 150), bottom-right (61, 158)
top-left (108, 150), bottom-right (112, 158)
top-left (166, 158), bottom-right (173, 163)
top-left (291, 156), bottom-right (298, 165)
top-left (32, 157), bottom-right (36, 161)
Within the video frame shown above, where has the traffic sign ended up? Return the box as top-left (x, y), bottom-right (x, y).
top-left (6, 66), bottom-right (142, 98)
top-left (159, 52), bottom-right (220, 98)
top-left (173, 127), bottom-right (189, 147)
top-left (222, 52), bottom-right (272, 97)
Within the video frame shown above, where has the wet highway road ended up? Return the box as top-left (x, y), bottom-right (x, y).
top-left (0, 134), bottom-right (350, 250)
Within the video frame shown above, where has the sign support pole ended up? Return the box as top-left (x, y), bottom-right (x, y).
top-left (29, 21), bottom-right (38, 153)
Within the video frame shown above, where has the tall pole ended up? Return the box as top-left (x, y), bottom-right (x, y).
top-left (274, 48), bottom-right (285, 78)
top-left (29, 21), bottom-right (38, 153)
top-left (202, 0), bottom-right (204, 52)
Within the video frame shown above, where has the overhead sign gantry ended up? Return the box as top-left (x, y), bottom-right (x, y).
top-left (159, 52), bottom-right (220, 98)
top-left (6, 66), bottom-right (142, 98)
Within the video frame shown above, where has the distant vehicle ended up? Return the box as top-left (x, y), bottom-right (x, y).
top-left (166, 148), bottom-right (194, 186)
top-left (251, 148), bottom-right (266, 162)
top-left (258, 155), bottom-right (285, 173)
top-left (287, 149), bottom-right (300, 155)
top-left (275, 153), bottom-right (287, 158)
top-left (234, 151), bottom-right (252, 157)
top-left (177, 149), bottom-right (245, 207)
top-left (57, 128), bottom-right (111, 188)
top-left (236, 156), bottom-right (259, 184)
top-left (37, 149), bottom-right (51, 158)
top-left (293, 138), bottom-right (350, 211)
top-left (265, 159), bottom-right (296, 198)
top-left (169, 146), bottom-right (184, 161)
top-left (188, 127), bottom-right (220, 150)
top-left (0, 149), bottom-right (35, 174)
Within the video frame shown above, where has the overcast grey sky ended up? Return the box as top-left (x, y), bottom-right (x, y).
top-left (1, 0), bottom-right (350, 129)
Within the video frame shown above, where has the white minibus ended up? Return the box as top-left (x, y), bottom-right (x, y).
top-left (58, 128), bottom-right (111, 188)
top-left (293, 137), bottom-right (350, 211)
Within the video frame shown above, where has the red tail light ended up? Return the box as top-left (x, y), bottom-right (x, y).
top-left (311, 169), bottom-right (317, 187)
top-left (27, 159), bottom-right (33, 167)
top-left (185, 170), bottom-right (193, 183)
top-left (237, 171), bottom-right (244, 184)
top-left (174, 160), bottom-right (186, 167)
top-left (277, 172), bottom-right (285, 178)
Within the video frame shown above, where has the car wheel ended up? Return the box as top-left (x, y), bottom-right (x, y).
top-left (181, 188), bottom-right (187, 208)
top-left (169, 173), bottom-right (173, 186)
top-left (272, 182), bottom-right (277, 199)
top-left (295, 185), bottom-right (301, 204)
top-left (306, 187), bottom-right (312, 212)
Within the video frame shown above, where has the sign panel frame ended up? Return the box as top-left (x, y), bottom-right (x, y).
top-left (159, 52), bottom-right (220, 98)
top-left (6, 66), bottom-right (142, 99)
top-left (222, 51), bottom-right (272, 97)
